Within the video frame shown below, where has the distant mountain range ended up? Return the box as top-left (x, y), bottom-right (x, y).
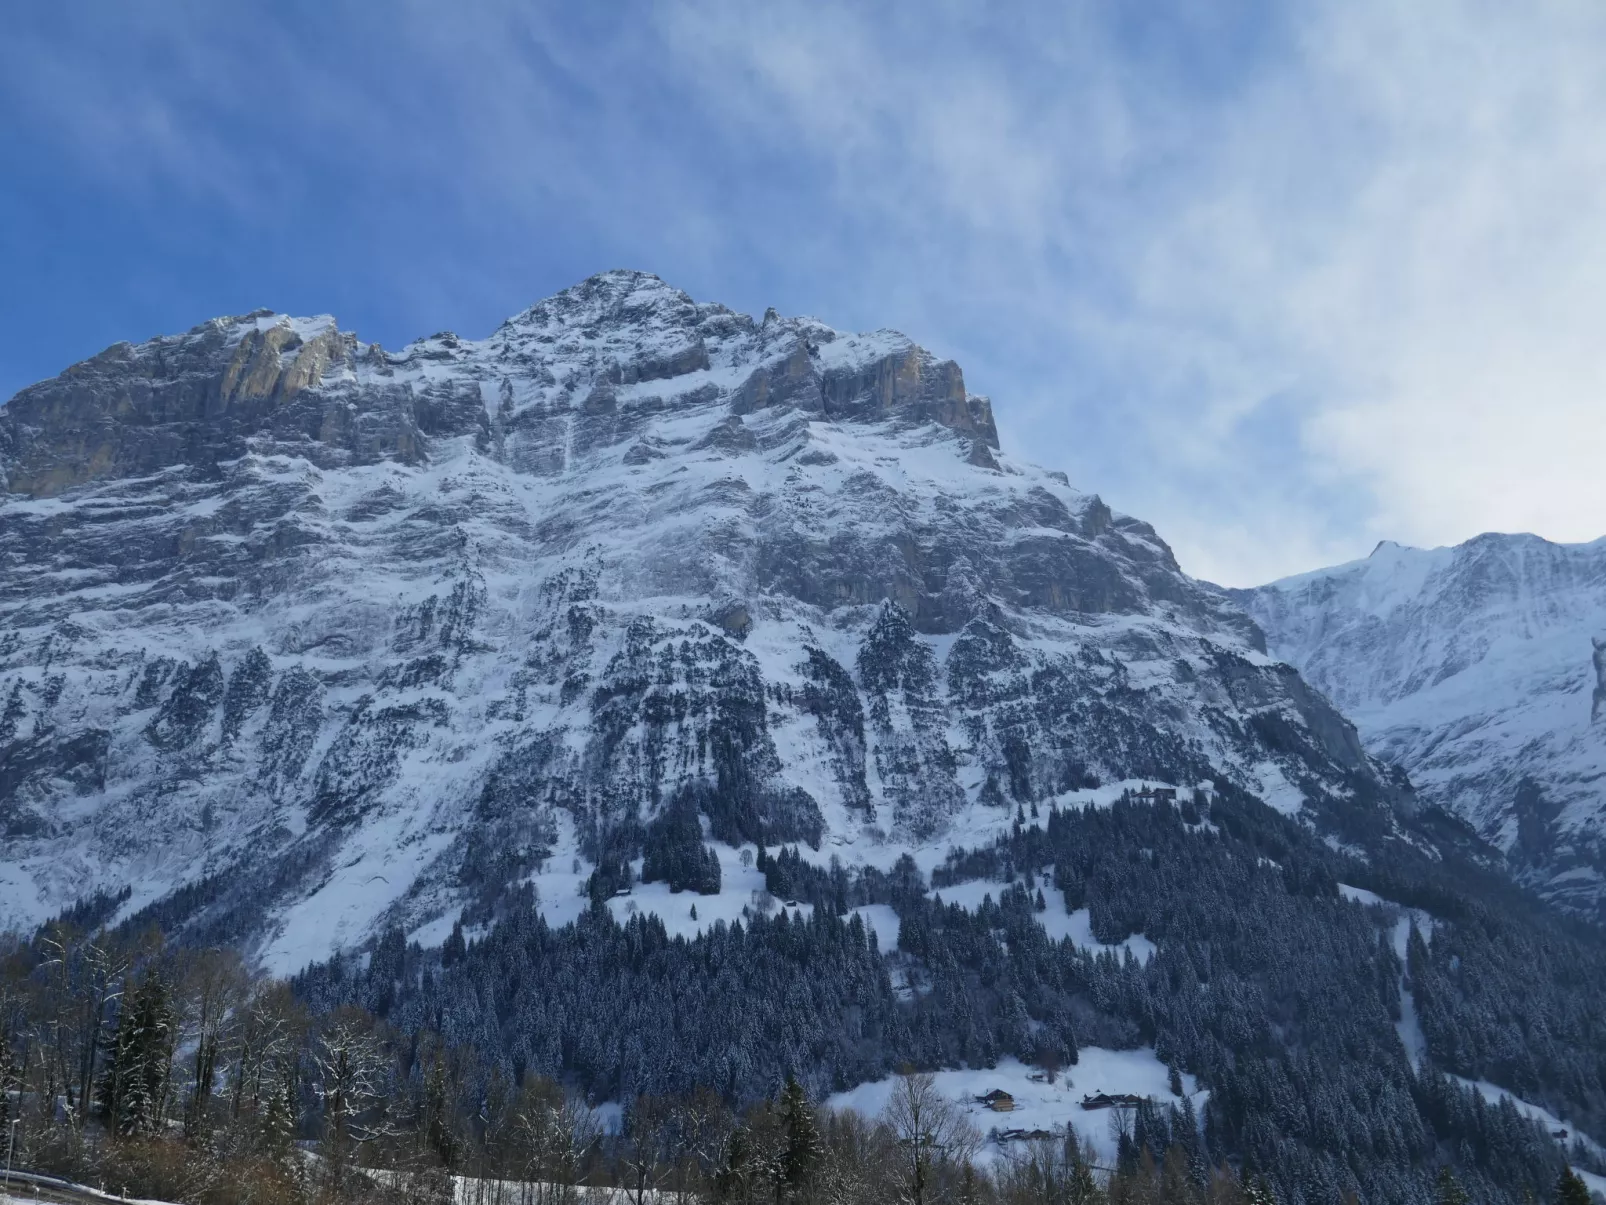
top-left (1239, 534), bottom-right (1606, 920)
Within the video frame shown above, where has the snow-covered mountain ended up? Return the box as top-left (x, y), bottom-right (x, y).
top-left (1239, 535), bottom-right (1606, 919)
top-left (0, 270), bottom-right (1421, 969)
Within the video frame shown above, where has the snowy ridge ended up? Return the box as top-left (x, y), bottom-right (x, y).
top-left (1240, 533), bottom-right (1606, 918)
top-left (0, 271), bottom-right (1416, 969)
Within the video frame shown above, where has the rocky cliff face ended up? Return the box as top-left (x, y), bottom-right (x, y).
top-left (0, 271), bottom-right (1421, 969)
top-left (1239, 535), bottom-right (1606, 920)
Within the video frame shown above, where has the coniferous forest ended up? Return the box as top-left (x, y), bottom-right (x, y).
top-left (6, 790), bottom-right (1606, 1205)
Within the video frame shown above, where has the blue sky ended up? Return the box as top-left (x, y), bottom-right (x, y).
top-left (5, 2), bottom-right (1606, 585)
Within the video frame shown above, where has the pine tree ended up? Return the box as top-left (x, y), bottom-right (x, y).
top-left (1244, 1172), bottom-right (1278, 1205)
top-left (1556, 1168), bottom-right (1592, 1205)
top-left (261, 1070), bottom-right (298, 1163)
top-left (424, 1052), bottom-right (458, 1169)
top-left (1437, 1167), bottom-right (1469, 1205)
top-left (442, 920), bottom-right (466, 966)
top-left (778, 1076), bottom-right (822, 1203)
top-left (1064, 1137), bottom-right (1102, 1205)
top-left (99, 971), bottom-right (176, 1136)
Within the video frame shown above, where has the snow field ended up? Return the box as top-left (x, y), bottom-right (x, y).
top-left (1449, 1077), bottom-right (1606, 1164)
top-left (1575, 1169), bottom-right (1606, 1200)
top-left (416, 811), bottom-right (817, 946)
top-left (410, 812), bottom-right (1162, 966)
top-left (1339, 884), bottom-right (1437, 1067)
top-left (849, 903), bottom-right (902, 952)
top-left (826, 1050), bottom-right (1203, 1168)
top-left (604, 845), bottom-right (813, 939)
top-left (929, 877), bottom-right (1156, 962)
top-left (788, 777), bottom-right (1207, 884)
top-left (265, 824), bottom-right (457, 975)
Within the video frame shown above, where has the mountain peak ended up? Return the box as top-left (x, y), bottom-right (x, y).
top-left (1242, 527), bottom-right (1606, 920)
top-left (496, 269), bottom-right (699, 334)
top-left (0, 273), bottom-right (1415, 961)
top-left (0, 272), bottom-right (1013, 499)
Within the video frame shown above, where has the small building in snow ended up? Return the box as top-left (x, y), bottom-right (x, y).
top-left (1132, 785), bottom-right (1178, 804)
top-left (1081, 1092), bottom-right (1147, 1110)
top-left (977, 1089), bottom-right (1016, 1112)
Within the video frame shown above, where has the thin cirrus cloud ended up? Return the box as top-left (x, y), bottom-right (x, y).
top-left (1, 1), bottom-right (1603, 586)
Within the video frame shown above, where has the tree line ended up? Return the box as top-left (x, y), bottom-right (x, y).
top-left (0, 913), bottom-right (1413, 1205)
top-left (296, 788), bottom-right (1606, 1205)
top-left (7, 788), bottom-right (1606, 1205)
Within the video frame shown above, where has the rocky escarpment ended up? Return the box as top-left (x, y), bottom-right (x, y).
top-left (1240, 535), bottom-right (1606, 921)
top-left (0, 270), bottom-right (1426, 969)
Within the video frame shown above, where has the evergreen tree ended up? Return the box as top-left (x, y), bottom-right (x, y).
top-left (1555, 1168), bottom-right (1592, 1205)
top-left (441, 920), bottom-right (466, 966)
top-left (99, 970), bottom-right (176, 1136)
top-left (778, 1076), bottom-right (822, 1203)
top-left (715, 1121), bottom-right (755, 1204)
top-left (260, 1069), bottom-right (298, 1163)
top-left (642, 801), bottom-right (722, 895)
top-left (1244, 1172), bottom-right (1277, 1205)
top-left (1066, 1139), bottom-right (1101, 1205)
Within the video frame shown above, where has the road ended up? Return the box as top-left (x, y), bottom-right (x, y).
top-left (2, 1171), bottom-right (163, 1205)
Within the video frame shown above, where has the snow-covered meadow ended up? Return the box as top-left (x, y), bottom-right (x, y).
top-left (827, 1050), bottom-right (1203, 1168)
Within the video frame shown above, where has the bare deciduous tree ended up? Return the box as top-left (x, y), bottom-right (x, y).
top-left (882, 1072), bottom-right (979, 1205)
top-left (313, 1009), bottom-right (390, 1191)
top-left (511, 1075), bottom-right (598, 1205)
top-left (994, 1133), bottom-right (1101, 1205)
top-left (177, 946), bottom-right (248, 1138)
top-left (619, 1094), bottom-right (675, 1205)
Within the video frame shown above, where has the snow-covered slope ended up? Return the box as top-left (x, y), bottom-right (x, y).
top-left (1239, 536), bottom-right (1606, 918)
top-left (0, 271), bottom-right (1416, 968)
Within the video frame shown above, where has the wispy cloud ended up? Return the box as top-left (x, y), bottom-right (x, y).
top-left (4, 1), bottom-right (1605, 584)
top-left (657, 0), bottom-right (1606, 582)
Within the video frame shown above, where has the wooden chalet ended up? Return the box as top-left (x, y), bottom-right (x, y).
top-left (1080, 1092), bottom-right (1147, 1110)
top-left (977, 1089), bottom-right (1016, 1112)
top-left (1131, 785), bottom-right (1178, 804)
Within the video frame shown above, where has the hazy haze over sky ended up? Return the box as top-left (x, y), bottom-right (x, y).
top-left (4, 1), bottom-right (1605, 585)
